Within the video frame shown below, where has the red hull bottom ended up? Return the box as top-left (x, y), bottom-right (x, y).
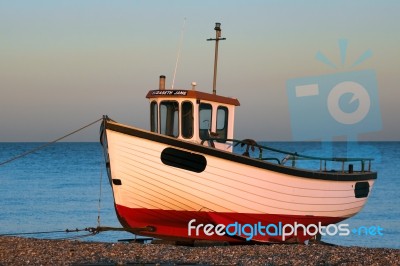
top-left (115, 205), bottom-right (346, 243)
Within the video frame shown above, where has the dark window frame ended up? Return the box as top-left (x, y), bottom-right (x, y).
top-left (216, 106), bottom-right (229, 140)
top-left (181, 101), bottom-right (194, 139)
top-left (199, 103), bottom-right (213, 140)
top-left (150, 101), bottom-right (158, 133)
top-left (160, 100), bottom-right (179, 138)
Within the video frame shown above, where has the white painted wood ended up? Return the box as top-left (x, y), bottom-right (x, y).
top-left (106, 128), bottom-right (375, 219)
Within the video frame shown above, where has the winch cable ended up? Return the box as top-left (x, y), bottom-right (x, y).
top-left (0, 117), bottom-right (103, 167)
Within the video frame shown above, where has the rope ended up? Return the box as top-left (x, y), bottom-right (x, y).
top-left (97, 157), bottom-right (104, 228)
top-left (0, 118), bottom-right (103, 167)
top-left (0, 228), bottom-right (93, 237)
top-left (0, 230), bottom-right (69, 236)
top-left (0, 226), bottom-right (132, 239)
top-left (0, 117), bottom-right (131, 241)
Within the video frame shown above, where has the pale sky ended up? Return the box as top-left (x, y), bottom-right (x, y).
top-left (1, 1), bottom-right (399, 141)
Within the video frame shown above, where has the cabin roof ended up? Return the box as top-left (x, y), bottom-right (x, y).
top-left (146, 90), bottom-right (240, 106)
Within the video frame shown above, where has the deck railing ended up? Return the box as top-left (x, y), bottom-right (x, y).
top-left (204, 138), bottom-right (373, 173)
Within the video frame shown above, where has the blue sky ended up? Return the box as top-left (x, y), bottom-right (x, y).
top-left (1, 1), bottom-right (399, 141)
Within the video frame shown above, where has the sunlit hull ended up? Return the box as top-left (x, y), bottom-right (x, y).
top-left (100, 118), bottom-right (377, 243)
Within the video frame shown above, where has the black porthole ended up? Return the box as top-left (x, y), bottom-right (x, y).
top-left (112, 179), bottom-right (122, 185)
top-left (354, 182), bottom-right (369, 198)
top-left (161, 147), bottom-right (207, 173)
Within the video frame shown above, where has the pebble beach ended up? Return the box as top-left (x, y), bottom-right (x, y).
top-left (0, 236), bottom-right (399, 265)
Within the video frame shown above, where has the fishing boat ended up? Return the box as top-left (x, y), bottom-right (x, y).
top-left (100, 23), bottom-right (377, 244)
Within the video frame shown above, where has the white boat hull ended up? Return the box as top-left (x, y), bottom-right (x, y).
top-left (101, 119), bottom-right (377, 243)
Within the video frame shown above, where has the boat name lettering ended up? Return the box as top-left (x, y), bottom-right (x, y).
top-left (152, 90), bottom-right (188, 96)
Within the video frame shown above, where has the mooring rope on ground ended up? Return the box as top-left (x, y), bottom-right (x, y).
top-left (0, 228), bottom-right (94, 237)
top-left (0, 226), bottom-right (131, 240)
top-left (0, 229), bottom-right (73, 236)
top-left (0, 117), bottom-right (103, 167)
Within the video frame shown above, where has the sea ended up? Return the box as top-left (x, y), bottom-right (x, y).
top-left (0, 141), bottom-right (399, 249)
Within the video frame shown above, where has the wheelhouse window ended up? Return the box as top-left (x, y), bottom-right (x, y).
top-left (150, 101), bottom-right (158, 133)
top-left (181, 101), bottom-right (193, 139)
top-left (160, 101), bottom-right (179, 137)
top-left (217, 106), bottom-right (228, 139)
top-left (199, 103), bottom-right (212, 140)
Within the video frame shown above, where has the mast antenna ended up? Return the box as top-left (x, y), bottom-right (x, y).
top-left (171, 18), bottom-right (186, 90)
top-left (207, 22), bottom-right (226, 95)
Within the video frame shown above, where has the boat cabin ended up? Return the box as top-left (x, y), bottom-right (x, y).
top-left (146, 75), bottom-right (240, 151)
